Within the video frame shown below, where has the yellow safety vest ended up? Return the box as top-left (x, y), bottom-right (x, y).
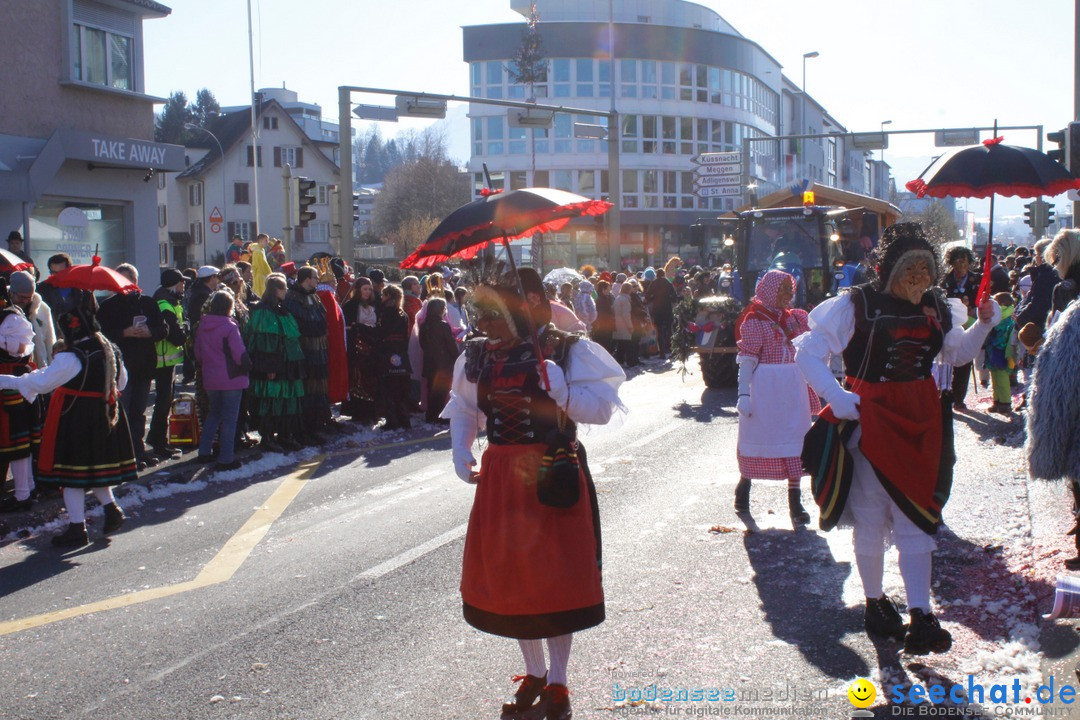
top-left (155, 298), bottom-right (185, 368)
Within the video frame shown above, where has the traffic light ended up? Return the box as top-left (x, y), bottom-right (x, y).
top-left (291, 177), bottom-right (317, 228)
top-left (1023, 201), bottom-right (1036, 228)
top-left (1048, 128), bottom-right (1067, 166)
top-left (1045, 202), bottom-right (1056, 229)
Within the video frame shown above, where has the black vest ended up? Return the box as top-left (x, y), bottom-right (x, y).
top-left (842, 285), bottom-right (951, 384)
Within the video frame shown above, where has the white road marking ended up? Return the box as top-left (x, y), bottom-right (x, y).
top-left (356, 524), bottom-right (468, 580)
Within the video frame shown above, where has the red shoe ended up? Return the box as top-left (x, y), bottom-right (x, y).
top-left (501, 674), bottom-right (546, 714)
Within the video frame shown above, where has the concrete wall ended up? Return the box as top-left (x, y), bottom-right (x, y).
top-left (0, 2), bottom-right (156, 141)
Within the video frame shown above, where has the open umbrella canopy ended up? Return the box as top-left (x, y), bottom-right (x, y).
top-left (401, 187), bottom-right (611, 270)
top-left (906, 137), bottom-right (1080, 199)
top-left (543, 267), bottom-right (586, 288)
top-left (0, 249), bottom-right (33, 274)
top-left (43, 255), bottom-right (139, 294)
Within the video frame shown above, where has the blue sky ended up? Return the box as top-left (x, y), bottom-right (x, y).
top-left (145, 0), bottom-right (1077, 224)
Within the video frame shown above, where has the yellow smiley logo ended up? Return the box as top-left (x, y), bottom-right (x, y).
top-left (847, 678), bottom-right (876, 708)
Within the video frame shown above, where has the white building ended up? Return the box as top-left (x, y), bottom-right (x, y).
top-left (464, 0), bottom-right (883, 269)
top-left (161, 94), bottom-right (341, 267)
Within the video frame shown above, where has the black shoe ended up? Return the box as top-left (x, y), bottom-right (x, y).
top-left (215, 459), bottom-right (243, 471)
top-left (788, 488), bottom-right (811, 526)
top-left (136, 461), bottom-right (148, 472)
top-left (540, 684), bottom-right (572, 720)
top-left (52, 522), bottom-right (89, 547)
top-left (904, 608), bottom-right (952, 654)
top-left (501, 674), bottom-right (546, 714)
top-left (0, 496), bottom-right (32, 513)
top-left (102, 503), bottom-right (126, 534)
top-left (734, 478), bottom-right (751, 513)
top-left (302, 433), bottom-right (326, 447)
top-left (152, 445), bottom-right (182, 459)
top-left (260, 438), bottom-right (284, 454)
top-left (864, 595), bottom-right (907, 641)
top-left (279, 437), bottom-right (303, 452)
top-left (195, 454), bottom-right (216, 464)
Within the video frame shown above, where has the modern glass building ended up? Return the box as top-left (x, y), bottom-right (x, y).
top-left (463, 0), bottom-right (875, 269)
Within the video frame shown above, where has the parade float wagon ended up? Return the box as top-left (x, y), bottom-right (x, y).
top-left (689, 185), bottom-right (901, 388)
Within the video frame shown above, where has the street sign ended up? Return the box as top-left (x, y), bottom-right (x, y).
top-left (693, 151), bottom-right (741, 165)
top-left (695, 185), bottom-right (743, 198)
top-left (694, 174), bottom-right (742, 187)
top-left (935, 129), bottom-right (980, 147)
top-left (850, 132), bottom-right (888, 150)
top-left (209, 207), bottom-right (223, 224)
top-left (695, 163), bottom-right (743, 176)
top-left (211, 223), bottom-right (222, 234)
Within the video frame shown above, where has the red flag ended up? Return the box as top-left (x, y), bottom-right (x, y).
top-left (975, 240), bottom-right (993, 306)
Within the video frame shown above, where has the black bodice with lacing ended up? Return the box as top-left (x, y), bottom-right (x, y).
top-left (842, 284), bottom-right (951, 384)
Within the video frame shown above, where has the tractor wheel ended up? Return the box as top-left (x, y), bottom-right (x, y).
top-left (701, 353), bottom-right (738, 388)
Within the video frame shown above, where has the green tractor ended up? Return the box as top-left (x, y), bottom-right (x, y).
top-left (685, 204), bottom-right (879, 388)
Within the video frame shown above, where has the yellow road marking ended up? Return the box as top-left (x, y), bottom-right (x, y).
top-left (0, 456), bottom-right (324, 637)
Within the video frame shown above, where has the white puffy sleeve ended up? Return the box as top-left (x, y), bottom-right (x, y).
top-left (793, 294), bottom-right (856, 360)
top-left (940, 298), bottom-right (1001, 367)
top-left (440, 352), bottom-right (484, 449)
top-left (563, 338), bottom-right (627, 425)
top-left (793, 294), bottom-right (855, 404)
top-left (0, 351), bottom-right (81, 402)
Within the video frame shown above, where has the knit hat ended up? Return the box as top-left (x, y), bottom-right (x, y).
top-left (643, 267), bottom-right (656, 281)
top-left (8, 270), bottom-right (34, 295)
top-left (161, 268), bottom-right (185, 287)
top-left (196, 265), bottom-right (220, 279)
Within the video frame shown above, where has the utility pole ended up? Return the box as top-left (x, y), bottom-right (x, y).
top-left (339, 87), bottom-right (354, 262)
top-left (607, 0), bottom-right (621, 271)
top-left (246, 0), bottom-right (260, 234)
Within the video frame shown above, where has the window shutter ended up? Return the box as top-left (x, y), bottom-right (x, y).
top-left (246, 146), bottom-right (253, 167)
top-left (227, 222), bottom-right (235, 239)
top-left (273, 146), bottom-right (281, 167)
top-left (257, 147), bottom-right (263, 167)
top-left (296, 148), bottom-right (304, 168)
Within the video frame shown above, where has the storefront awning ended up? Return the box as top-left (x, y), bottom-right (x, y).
top-left (0, 129), bottom-right (184, 202)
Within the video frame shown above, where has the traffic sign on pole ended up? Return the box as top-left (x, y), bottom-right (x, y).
top-left (693, 151), bottom-right (741, 165)
top-left (695, 185), bottom-right (743, 198)
top-left (209, 207), bottom-right (223, 224)
top-left (695, 163), bottom-right (744, 176)
top-left (694, 174), bottom-right (743, 187)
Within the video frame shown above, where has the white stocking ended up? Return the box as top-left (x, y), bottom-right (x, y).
top-left (546, 634), bottom-right (573, 686)
top-left (899, 549), bottom-right (932, 612)
top-left (518, 639), bottom-right (547, 678)
top-left (11, 456), bottom-right (33, 501)
top-left (856, 552), bottom-right (885, 600)
top-left (92, 486), bottom-right (117, 507)
top-left (62, 488), bottom-right (86, 523)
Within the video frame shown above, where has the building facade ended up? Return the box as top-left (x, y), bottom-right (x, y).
top-left (464, 0), bottom-right (883, 269)
top-left (0, 0), bottom-right (184, 282)
top-left (163, 95), bottom-right (341, 267)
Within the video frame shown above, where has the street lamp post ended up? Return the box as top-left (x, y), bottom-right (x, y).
top-left (184, 122), bottom-right (225, 265)
top-left (879, 119), bottom-right (892, 198)
top-left (800, 51), bottom-right (819, 181)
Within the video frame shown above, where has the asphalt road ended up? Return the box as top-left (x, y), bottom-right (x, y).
top-left (0, 360), bottom-right (1073, 720)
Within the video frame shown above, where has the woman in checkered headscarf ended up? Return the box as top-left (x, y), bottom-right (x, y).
top-left (732, 269), bottom-right (819, 526)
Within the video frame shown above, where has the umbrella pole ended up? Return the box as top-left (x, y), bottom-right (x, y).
top-left (501, 234), bottom-right (552, 389)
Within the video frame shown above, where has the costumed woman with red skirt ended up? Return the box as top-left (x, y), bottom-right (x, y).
top-left (0, 302), bottom-right (136, 546)
top-left (733, 269), bottom-right (820, 526)
top-left (794, 223), bottom-right (999, 654)
top-left (442, 281), bottom-right (624, 720)
top-left (0, 304), bottom-right (41, 514)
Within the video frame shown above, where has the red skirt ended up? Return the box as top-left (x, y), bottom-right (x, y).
top-left (461, 442), bottom-right (604, 639)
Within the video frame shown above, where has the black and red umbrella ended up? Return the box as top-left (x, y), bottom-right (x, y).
top-left (0, 249), bottom-right (33, 274)
top-left (42, 254), bottom-right (139, 294)
top-left (400, 187), bottom-right (611, 270)
top-left (906, 135), bottom-right (1080, 303)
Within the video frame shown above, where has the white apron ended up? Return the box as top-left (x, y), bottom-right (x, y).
top-left (737, 362), bottom-right (811, 458)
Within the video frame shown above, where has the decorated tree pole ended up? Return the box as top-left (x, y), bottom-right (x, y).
top-left (509, 3), bottom-right (548, 269)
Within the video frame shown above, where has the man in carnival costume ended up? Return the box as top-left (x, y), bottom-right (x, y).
top-left (442, 272), bottom-right (624, 719)
top-left (794, 223), bottom-right (1000, 654)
